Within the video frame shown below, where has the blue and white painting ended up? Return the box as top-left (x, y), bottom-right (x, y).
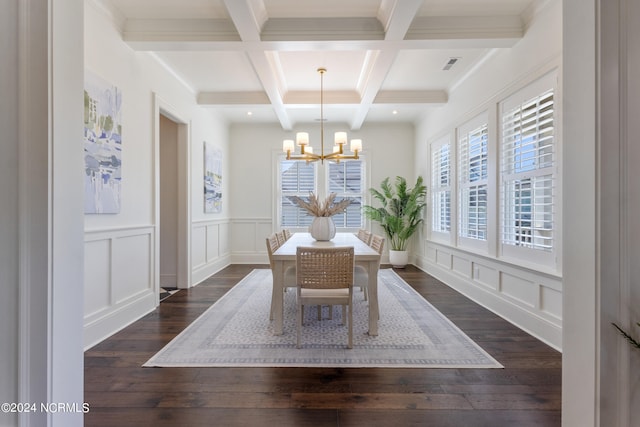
top-left (204, 142), bottom-right (222, 213)
top-left (84, 71), bottom-right (122, 214)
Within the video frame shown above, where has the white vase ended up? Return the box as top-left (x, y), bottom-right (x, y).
top-left (389, 250), bottom-right (409, 268)
top-left (309, 216), bottom-right (336, 241)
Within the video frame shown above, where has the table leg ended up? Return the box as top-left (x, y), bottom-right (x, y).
top-left (367, 260), bottom-right (379, 336)
top-left (273, 260), bottom-right (284, 335)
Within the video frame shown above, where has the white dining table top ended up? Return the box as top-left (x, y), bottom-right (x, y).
top-left (273, 232), bottom-right (380, 260)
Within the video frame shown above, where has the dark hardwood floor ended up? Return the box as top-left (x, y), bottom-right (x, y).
top-left (84, 264), bottom-right (561, 426)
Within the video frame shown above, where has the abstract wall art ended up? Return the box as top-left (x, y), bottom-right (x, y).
top-left (204, 141), bottom-right (222, 213)
top-left (84, 70), bottom-right (122, 214)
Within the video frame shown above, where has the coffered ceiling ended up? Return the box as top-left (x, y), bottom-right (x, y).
top-left (101, 0), bottom-right (539, 129)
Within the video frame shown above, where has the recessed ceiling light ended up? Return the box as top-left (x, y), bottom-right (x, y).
top-left (392, 110), bottom-right (398, 115)
top-left (247, 111), bottom-right (253, 116)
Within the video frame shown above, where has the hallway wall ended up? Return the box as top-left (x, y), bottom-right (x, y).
top-left (83, 2), bottom-right (230, 349)
top-left (413, 0), bottom-right (563, 349)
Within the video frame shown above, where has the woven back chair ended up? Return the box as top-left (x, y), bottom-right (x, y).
top-left (356, 229), bottom-right (372, 245)
top-left (355, 234), bottom-right (384, 308)
top-left (282, 229), bottom-right (292, 240)
top-left (265, 233), bottom-right (296, 320)
top-left (296, 246), bottom-right (354, 349)
top-left (275, 231), bottom-right (286, 246)
top-left (266, 234), bottom-right (280, 269)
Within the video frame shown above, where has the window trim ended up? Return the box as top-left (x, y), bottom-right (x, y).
top-left (457, 112), bottom-right (489, 252)
top-left (325, 157), bottom-right (367, 231)
top-left (498, 71), bottom-right (558, 268)
top-left (273, 151), bottom-right (368, 233)
top-left (430, 134), bottom-right (454, 243)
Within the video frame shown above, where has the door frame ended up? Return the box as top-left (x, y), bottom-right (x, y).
top-left (153, 93), bottom-right (191, 292)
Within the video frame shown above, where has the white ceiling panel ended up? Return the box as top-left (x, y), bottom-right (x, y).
top-left (263, 0), bottom-right (383, 18)
top-left (417, 0), bottom-right (533, 17)
top-left (110, 0), bottom-right (229, 19)
top-left (104, 0), bottom-right (540, 129)
top-left (155, 52), bottom-right (264, 92)
top-left (276, 51), bottom-right (369, 92)
top-left (382, 49), bottom-right (488, 91)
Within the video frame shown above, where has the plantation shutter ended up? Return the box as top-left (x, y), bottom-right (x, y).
top-left (500, 89), bottom-right (555, 251)
top-left (431, 143), bottom-right (451, 233)
top-left (280, 160), bottom-right (316, 227)
top-left (458, 122), bottom-right (488, 240)
top-left (327, 160), bottom-right (364, 228)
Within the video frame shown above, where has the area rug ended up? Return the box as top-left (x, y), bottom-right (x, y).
top-left (144, 269), bottom-right (502, 368)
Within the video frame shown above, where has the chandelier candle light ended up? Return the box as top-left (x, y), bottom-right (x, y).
top-left (282, 68), bottom-right (363, 164)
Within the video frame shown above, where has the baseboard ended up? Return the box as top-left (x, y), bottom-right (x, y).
top-left (191, 254), bottom-right (232, 286)
top-left (414, 255), bottom-right (562, 351)
top-left (83, 290), bottom-right (156, 350)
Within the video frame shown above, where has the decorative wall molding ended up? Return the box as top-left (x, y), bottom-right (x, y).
top-left (416, 240), bottom-right (562, 350)
top-left (83, 225), bottom-right (156, 349)
top-left (191, 219), bottom-right (232, 285)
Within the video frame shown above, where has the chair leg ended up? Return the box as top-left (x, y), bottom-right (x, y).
top-left (341, 305), bottom-right (346, 325)
top-left (347, 303), bottom-right (353, 349)
top-left (297, 301), bottom-right (302, 349)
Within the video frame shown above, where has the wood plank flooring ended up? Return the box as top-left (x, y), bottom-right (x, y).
top-left (84, 265), bottom-right (561, 426)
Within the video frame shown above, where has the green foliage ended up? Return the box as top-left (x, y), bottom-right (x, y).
top-left (362, 176), bottom-right (427, 251)
top-left (612, 322), bottom-right (640, 350)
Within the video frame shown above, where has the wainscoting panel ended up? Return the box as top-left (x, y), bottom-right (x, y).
top-left (84, 226), bottom-right (157, 350)
top-left (452, 255), bottom-right (472, 278)
top-left (415, 240), bottom-right (562, 350)
top-left (192, 228), bottom-right (206, 269)
top-left (230, 218), bottom-right (273, 264)
top-left (473, 263), bottom-right (499, 290)
top-left (540, 285), bottom-right (562, 320)
top-left (112, 233), bottom-right (152, 304)
top-left (500, 272), bottom-right (536, 309)
top-left (84, 239), bottom-right (111, 318)
top-left (191, 219), bottom-right (231, 286)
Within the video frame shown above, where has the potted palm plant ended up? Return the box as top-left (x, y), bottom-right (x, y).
top-left (363, 176), bottom-right (427, 268)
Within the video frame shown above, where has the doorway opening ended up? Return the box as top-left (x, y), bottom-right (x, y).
top-left (155, 94), bottom-right (191, 303)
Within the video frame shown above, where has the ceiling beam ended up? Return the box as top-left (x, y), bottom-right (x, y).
top-left (123, 16), bottom-right (524, 51)
top-left (197, 89), bottom-right (448, 106)
top-left (221, 0), bottom-right (292, 129)
top-left (350, 0), bottom-right (424, 129)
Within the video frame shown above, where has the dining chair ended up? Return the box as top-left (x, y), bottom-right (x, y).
top-left (275, 231), bottom-right (286, 246)
top-left (282, 229), bottom-right (292, 240)
top-left (296, 246), bottom-right (354, 349)
top-left (266, 233), bottom-right (296, 320)
top-left (355, 234), bottom-right (384, 305)
top-left (356, 228), bottom-right (372, 245)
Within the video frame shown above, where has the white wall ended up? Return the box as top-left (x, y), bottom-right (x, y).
top-left (413, 0), bottom-right (563, 349)
top-left (1, 1), bottom-right (86, 425)
top-left (0, 1), bottom-right (19, 424)
top-left (229, 122), bottom-right (414, 263)
top-left (564, 0), bottom-right (640, 425)
top-left (83, 2), bottom-right (230, 348)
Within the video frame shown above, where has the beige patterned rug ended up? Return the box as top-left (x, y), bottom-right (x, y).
top-left (144, 269), bottom-right (502, 368)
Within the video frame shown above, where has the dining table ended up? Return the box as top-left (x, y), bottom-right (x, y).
top-left (271, 232), bottom-right (381, 336)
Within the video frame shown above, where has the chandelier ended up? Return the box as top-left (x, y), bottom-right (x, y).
top-left (282, 68), bottom-right (362, 164)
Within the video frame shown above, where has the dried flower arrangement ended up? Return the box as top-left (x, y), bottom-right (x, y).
top-left (292, 192), bottom-right (351, 217)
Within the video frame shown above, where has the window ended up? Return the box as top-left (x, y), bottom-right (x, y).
top-left (279, 160), bottom-right (316, 227)
top-left (277, 157), bottom-right (364, 229)
top-left (500, 84), bottom-right (555, 253)
top-left (431, 140), bottom-right (451, 233)
top-left (458, 119), bottom-right (488, 241)
top-left (327, 160), bottom-right (364, 228)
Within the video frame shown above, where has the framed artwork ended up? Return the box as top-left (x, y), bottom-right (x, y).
top-left (204, 141), bottom-right (222, 213)
top-left (83, 70), bottom-right (122, 214)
